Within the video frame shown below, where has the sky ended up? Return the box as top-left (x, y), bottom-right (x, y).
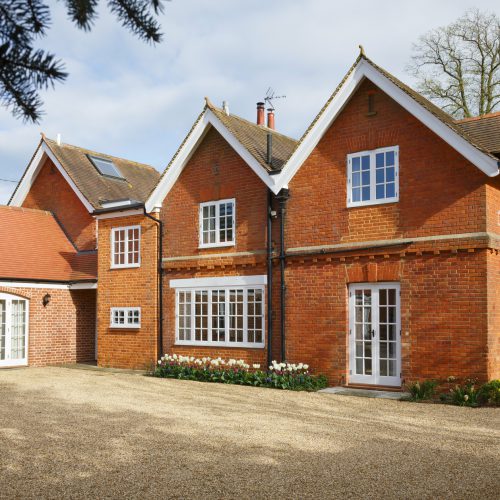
top-left (0, 0), bottom-right (498, 203)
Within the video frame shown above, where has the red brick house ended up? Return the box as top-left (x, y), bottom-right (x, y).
top-left (4, 54), bottom-right (500, 388)
top-left (2, 136), bottom-right (159, 368)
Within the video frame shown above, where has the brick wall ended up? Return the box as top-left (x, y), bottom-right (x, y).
top-left (281, 78), bottom-right (496, 384)
top-left (96, 213), bottom-right (159, 369)
top-left (286, 79), bottom-right (488, 250)
top-left (161, 127), bottom-right (271, 364)
top-left (284, 249), bottom-right (491, 385)
top-left (0, 285), bottom-right (95, 366)
top-left (487, 250), bottom-right (500, 380)
top-left (22, 157), bottom-right (96, 250)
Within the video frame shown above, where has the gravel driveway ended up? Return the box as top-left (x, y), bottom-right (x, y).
top-left (0, 366), bottom-right (499, 499)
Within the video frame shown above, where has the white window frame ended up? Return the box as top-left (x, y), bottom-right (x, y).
top-left (0, 293), bottom-right (29, 368)
top-left (110, 225), bottom-right (141, 269)
top-left (199, 198), bottom-right (236, 248)
top-left (173, 278), bottom-right (265, 348)
top-left (347, 145), bottom-right (399, 208)
top-left (110, 307), bottom-right (141, 329)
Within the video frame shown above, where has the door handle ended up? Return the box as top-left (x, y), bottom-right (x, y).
top-left (371, 329), bottom-right (375, 338)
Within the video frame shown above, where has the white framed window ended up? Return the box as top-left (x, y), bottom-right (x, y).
top-left (347, 146), bottom-right (399, 207)
top-left (172, 276), bottom-right (265, 348)
top-left (110, 307), bottom-right (141, 328)
top-left (111, 225), bottom-right (141, 268)
top-left (199, 199), bottom-right (235, 248)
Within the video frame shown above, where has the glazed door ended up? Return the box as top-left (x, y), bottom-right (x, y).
top-left (349, 283), bottom-right (401, 386)
top-left (0, 294), bottom-right (29, 367)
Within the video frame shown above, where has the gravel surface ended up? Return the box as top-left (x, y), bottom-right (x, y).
top-left (0, 366), bottom-right (499, 499)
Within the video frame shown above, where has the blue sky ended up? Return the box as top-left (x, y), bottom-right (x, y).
top-left (0, 0), bottom-right (498, 203)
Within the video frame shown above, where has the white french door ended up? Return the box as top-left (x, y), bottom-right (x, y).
top-left (348, 283), bottom-right (401, 387)
top-left (0, 294), bottom-right (29, 368)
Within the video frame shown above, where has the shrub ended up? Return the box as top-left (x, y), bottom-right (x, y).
top-left (406, 379), bottom-right (438, 401)
top-left (448, 378), bottom-right (480, 407)
top-left (478, 380), bottom-right (500, 406)
top-left (152, 355), bottom-right (328, 392)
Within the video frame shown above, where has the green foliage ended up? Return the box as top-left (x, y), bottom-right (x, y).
top-left (448, 379), bottom-right (481, 407)
top-left (152, 355), bottom-right (328, 392)
top-left (0, 0), bottom-right (165, 121)
top-left (478, 380), bottom-right (500, 406)
top-left (406, 379), bottom-right (438, 401)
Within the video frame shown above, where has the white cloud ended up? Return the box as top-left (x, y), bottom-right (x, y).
top-left (0, 0), bottom-right (498, 204)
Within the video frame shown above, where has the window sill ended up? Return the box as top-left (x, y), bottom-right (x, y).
top-left (198, 242), bottom-right (235, 250)
top-left (110, 264), bottom-right (141, 270)
top-left (109, 326), bottom-right (141, 330)
top-left (175, 341), bottom-right (265, 349)
top-left (347, 197), bottom-right (399, 208)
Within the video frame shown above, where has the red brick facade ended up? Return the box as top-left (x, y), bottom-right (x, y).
top-left (160, 128), bottom-right (269, 366)
top-left (96, 213), bottom-right (159, 370)
top-left (148, 79), bottom-right (498, 386)
top-left (7, 67), bottom-right (499, 387)
top-left (0, 286), bottom-right (95, 366)
top-left (22, 157), bottom-right (96, 250)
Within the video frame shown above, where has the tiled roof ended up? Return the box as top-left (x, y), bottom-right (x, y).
top-left (207, 102), bottom-right (298, 171)
top-left (0, 206), bottom-right (96, 282)
top-left (455, 112), bottom-right (500, 155)
top-left (10, 138), bottom-right (161, 210)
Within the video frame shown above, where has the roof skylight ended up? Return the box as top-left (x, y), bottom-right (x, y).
top-left (87, 155), bottom-right (124, 179)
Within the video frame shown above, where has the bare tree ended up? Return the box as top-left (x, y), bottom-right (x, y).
top-left (408, 9), bottom-right (500, 118)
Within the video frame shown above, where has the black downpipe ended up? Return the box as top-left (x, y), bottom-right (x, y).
top-left (143, 207), bottom-right (163, 360)
top-left (266, 189), bottom-right (273, 368)
top-left (276, 188), bottom-right (290, 362)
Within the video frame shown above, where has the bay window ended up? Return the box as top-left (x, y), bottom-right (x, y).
top-left (172, 276), bottom-right (265, 348)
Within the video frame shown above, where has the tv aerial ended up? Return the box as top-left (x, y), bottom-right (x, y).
top-left (264, 87), bottom-right (286, 111)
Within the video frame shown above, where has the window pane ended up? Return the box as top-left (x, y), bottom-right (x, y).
top-left (386, 167), bottom-right (395, 182)
top-left (353, 188), bottom-right (361, 202)
top-left (386, 183), bottom-right (395, 198)
top-left (361, 155), bottom-right (370, 170)
top-left (362, 187), bottom-right (370, 200)
top-left (376, 168), bottom-right (385, 183)
top-left (386, 150), bottom-right (395, 166)
top-left (352, 157), bottom-right (360, 172)
top-left (352, 172), bottom-right (360, 187)
top-left (376, 152), bottom-right (384, 168)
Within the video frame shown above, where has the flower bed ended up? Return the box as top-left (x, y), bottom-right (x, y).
top-left (152, 355), bottom-right (328, 392)
top-left (405, 377), bottom-right (500, 407)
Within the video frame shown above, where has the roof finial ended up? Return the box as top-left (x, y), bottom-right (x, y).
top-left (359, 44), bottom-right (366, 57)
top-left (204, 96), bottom-right (213, 108)
top-left (40, 131), bottom-right (46, 139)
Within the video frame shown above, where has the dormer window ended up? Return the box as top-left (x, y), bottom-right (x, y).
top-left (347, 146), bottom-right (399, 207)
top-left (88, 154), bottom-right (124, 179)
top-left (199, 199), bottom-right (235, 248)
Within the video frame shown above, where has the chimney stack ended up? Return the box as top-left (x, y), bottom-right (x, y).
top-left (267, 109), bottom-right (275, 130)
top-left (256, 102), bottom-right (265, 125)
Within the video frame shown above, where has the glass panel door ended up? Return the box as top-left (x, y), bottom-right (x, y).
top-left (353, 288), bottom-right (374, 381)
top-left (0, 300), bottom-right (6, 361)
top-left (11, 300), bottom-right (26, 360)
top-left (0, 294), bottom-right (28, 367)
top-left (349, 283), bottom-right (400, 386)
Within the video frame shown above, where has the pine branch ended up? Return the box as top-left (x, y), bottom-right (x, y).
top-left (107, 0), bottom-right (163, 43)
top-left (64, 0), bottom-right (99, 31)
